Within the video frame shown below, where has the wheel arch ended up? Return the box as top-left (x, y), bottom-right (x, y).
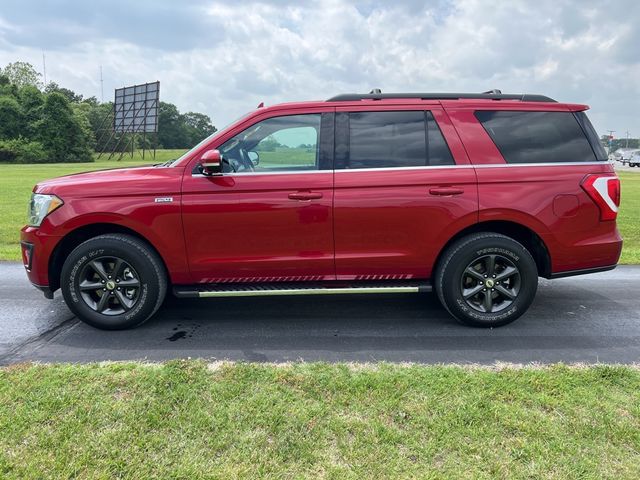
top-left (434, 220), bottom-right (552, 279)
top-left (48, 223), bottom-right (170, 291)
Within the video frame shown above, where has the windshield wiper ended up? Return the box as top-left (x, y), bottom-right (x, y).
top-left (155, 159), bottom-right (176, 167)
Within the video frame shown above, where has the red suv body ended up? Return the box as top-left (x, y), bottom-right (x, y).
top-left (20, 91), bottom-right (622, 329)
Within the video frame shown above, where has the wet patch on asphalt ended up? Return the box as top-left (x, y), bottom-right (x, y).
top-left (166, 323), bottom-right (202, 342)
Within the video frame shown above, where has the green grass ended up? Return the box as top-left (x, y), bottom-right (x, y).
top-left (618, 172), bottom-right (640, 263)
top-left (257, 146), bottom-right (316, 167)
top-left (0, 361), bottom-right (638, 479)
top-left (0, 158), bottom-right (638, 262)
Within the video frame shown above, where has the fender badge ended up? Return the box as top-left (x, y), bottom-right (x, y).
top-left (155, 197), bottom-right (174, 203)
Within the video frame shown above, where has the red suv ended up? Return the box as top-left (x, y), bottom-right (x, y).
top-left (20, 90), bottom-right (622, 330)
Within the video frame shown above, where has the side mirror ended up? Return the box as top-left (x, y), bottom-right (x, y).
top-left (200, 149), bottom-right (223, 176)
top-left (248, 151), bottom-right (260, 166)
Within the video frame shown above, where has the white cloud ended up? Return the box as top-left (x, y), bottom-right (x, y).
top-left (0, 0), bottom-right (638, 136)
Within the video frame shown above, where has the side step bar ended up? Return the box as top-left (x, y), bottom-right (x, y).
top-left (173, 281), bottom-right (432, 299)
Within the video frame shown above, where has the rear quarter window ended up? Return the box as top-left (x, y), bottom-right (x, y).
top-left (474, 111), bottom-right (599, 164)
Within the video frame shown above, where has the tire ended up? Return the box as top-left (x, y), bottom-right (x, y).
top-left (435, 233), bottom-right (538, 328)
top-left (61, 234), bottom-right (167, 330)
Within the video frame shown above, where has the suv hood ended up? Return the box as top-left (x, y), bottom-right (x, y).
top-left (34, 165), bottom-right (183, 198)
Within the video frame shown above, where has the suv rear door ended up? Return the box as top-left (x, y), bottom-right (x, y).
top-left (333, 104), bottom-right (478, 280)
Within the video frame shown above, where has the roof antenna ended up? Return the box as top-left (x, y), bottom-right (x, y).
top-left (369, 88), bottom-right (382, 94)
top-left (482, 89), bottom-right (502, 94)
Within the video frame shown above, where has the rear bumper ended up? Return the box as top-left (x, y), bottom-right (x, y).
top-left (20, 226), bottom-right (62, 293)
top-left (548, 264), bottom-right (617, 279)
top-left (544, 225), bottom-right (622, 277)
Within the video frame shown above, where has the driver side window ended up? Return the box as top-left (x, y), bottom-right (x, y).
top-left (219, 114), bottom-right (320, 173)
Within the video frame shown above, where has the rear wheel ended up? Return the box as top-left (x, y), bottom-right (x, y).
top-left (61, 234), bottom-right (167, 330)
top-left (435, 233), bottom-right (538, 327)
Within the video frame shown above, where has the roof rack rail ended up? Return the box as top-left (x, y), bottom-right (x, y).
top-left (326, 91), bottom-right (556, 103)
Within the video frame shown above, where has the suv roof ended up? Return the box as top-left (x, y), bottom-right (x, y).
top-left (327, 90), bottom-right (557, 103)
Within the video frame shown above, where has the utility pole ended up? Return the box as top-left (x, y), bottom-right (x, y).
top-left (42, 52), bottom-right (47, 86)
top-left (100, 66), bottom-right (104, 103)
top-left (625, 130), bottom-right (630, 148)
top-left (607, 130), bottom-right (615, 154)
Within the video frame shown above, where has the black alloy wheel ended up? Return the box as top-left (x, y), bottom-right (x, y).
top-left (78, 256), bottom-right (142, 315)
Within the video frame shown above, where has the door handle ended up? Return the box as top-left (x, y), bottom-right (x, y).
top-left (429, 187), bottom-right (464, 196)
top-left (288, 191), bottom-right (323, 201)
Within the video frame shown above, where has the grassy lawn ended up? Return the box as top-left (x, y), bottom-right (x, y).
top-left (0, 361), bottom-right (638, 479)
top-left (618, 172), bottom-right (640, 263)
top-left (0, 157), bottom-right (638, 262)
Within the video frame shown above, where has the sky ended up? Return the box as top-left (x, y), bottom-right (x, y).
top-left (0, 0), bottom-right (639, 138)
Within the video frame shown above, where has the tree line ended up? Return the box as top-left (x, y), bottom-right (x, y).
top-left (0, 61), bottom-right (216, 163)
top-left (601, 135), bottom-right (639, 152)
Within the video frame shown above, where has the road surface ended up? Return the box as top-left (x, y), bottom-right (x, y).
top-left (1, 262), bottom-right (639, 364)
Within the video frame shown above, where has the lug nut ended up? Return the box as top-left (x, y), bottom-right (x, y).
top-left (103, 288), bottom-right (106, 291)
top-left (108, 276), bottom-right (111, 279)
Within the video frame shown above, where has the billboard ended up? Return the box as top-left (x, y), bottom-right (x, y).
top-left (113, 81), bottom-right (159, 133)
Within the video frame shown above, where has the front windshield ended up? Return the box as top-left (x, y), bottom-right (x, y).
top-left (171, 111), bottom-right (253, 166)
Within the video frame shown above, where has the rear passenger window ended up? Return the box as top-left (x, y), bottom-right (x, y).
top-left (474, 111), bottom-right (597, 164)
top-left (340, 111), bottom-right (454, 169)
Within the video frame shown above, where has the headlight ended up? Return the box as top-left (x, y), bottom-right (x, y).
top-left (28, 194), bottom-right (63, 227)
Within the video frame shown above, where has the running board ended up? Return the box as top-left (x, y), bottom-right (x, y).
top-left (173, 281), bottom-right (432, 299)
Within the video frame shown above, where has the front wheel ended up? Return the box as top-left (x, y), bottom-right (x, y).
top-left (435, 233), bottom-right (538, 327)
top-left (61, 234), bottom-right (167, 330)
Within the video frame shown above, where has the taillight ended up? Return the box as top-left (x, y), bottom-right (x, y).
top-left (581, 174), bottom-right (620, 221)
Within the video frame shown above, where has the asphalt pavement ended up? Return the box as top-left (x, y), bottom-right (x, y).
top-left (1, 262), bottom-right (639, 365)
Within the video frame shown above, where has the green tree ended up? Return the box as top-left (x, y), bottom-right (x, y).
top-left (183, 112), bottom-right (216, 145)
top-left (72, 102), bottom-right (97, 152)
top-left (18, 85), bottom-right (45, 139)
top-left (0, 61), bottom-right (42, 89)
top-left (0, 96), bottom-right (23, 140)
top-left (0, 74), bottom-right (18, 98)
top-left (35, 92), bottom-right (93, 162)
top-left (45, 82), bottom-right (83, 103)
top-left (157, 102), bottom-right (186, 149)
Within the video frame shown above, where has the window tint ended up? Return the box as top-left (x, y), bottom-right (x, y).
top-left (574, 111), bottom-right (608, 161)
top-left (474, 111), bottom-right (597, 164)
top-left (341, 111), bottom-right (454, 169)
top-left (219, 114), bottom-right (320, 173)
top-left (348, 111), bottom-right (426, 168)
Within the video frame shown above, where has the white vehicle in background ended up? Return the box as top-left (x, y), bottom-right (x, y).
top-left (629, 150), bottom-right (640, 167)
top-left (613, 148), bottom-right (639, 165)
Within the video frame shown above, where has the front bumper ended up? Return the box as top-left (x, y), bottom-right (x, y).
top-left (20, 226), bottom-right (63, 296)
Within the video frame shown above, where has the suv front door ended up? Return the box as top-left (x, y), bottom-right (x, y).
top-left (333, 106), bottom-right (478, 280)
top-left (182, 111), bottom-right (335, 283)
